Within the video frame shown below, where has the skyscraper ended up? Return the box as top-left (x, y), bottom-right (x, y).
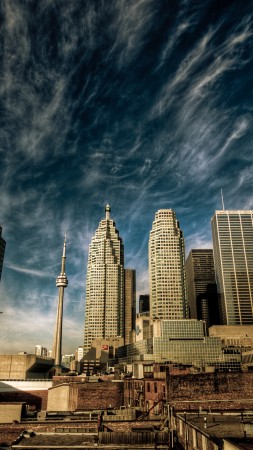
top-left (83, 205), bottom-right (124, 353)
top-left (35, 345), bottom-right (48, 357)
top-left (124, 269), bottom-right (136, 345)
top-left (211, 210), bottom-right (253, 325)
top-left (149, 209), bottom-right (188, 320)
top-left (52, 235), bottom-right (68, 368)
top-left (185, 249), bottom-right (219, 328)
top-left (139, 294), bottom-right (150, 314)
top-left (0, 226), bottom-right (6, 282)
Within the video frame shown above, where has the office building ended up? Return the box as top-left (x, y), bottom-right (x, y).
top-left (62, 354), bottom-right (75, 368)
top-left (124, 269), bottom-right (136, 345)
top-left (75, 346), bottom-right (84, 362)
top-left (149, 209), bottom-right (188, 320)
top-left (83, 205), bottom-right (124, 353)
top-left (139, 294), bottom-right (150, 314)
top-left (186, 249), bottom-right (219, 327)
top-left (135, 314), bottom-right (153, 341)
top-left (35, 345), bottom-right (48, 357)
top-left (211, 210), bottom-right (253, 325)
top-left (117, 319), bottom-right (241, 371)
top-left (0, 226), bottom-right (6, 282)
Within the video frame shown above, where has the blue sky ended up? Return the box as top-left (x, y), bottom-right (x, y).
top-left (0, 0), bottom-right (253, 355)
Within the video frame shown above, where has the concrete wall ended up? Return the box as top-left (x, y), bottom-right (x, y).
top-left (0, 355), bottom-right (53, 379)
top-left (0, 403), bottom-right (24, 423)
top-left (0, 355), bottom-right (31, 379)
top-left (209, 325), bottom-right (253, 346)
top-left (47, 385), bottom-right (78, 412)
top-left (0, 380), bottom-right (52, 392)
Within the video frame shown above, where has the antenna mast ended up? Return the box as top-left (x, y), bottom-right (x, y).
top-left (221, 189), bottom-right (225, 210)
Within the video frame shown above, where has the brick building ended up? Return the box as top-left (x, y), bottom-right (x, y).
top-left (124, 363), bottom-right (253, 415)
top-left (124, 363), bottom-right (168, 415)
top-left (48, 380), bottom-right (124, 411)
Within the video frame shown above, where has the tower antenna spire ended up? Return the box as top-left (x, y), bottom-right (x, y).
top-left (221, 189), bottom-right (225, 211)
top-left (53, 234), bottom-right (68, 372)
top-left (105, 204), bottom-right (111, 220)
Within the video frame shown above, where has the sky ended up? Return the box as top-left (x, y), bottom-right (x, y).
top-left (0, 0), bottom-right (253, 355)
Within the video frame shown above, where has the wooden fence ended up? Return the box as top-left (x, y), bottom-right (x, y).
top-left (99, 431), bottom-right (169, 446)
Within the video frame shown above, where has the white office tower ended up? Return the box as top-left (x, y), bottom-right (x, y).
top-left (83, 205), bottom-right (124, 353)
top-left (149, 209), bottom-right (188, 320)
top-left (35, 345), bottom-right (48, 357)
top-left (211, 210), bottom-right (253, 325)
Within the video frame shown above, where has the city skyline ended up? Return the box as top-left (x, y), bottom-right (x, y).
top-left (0, 1), bottom-right (253, 354)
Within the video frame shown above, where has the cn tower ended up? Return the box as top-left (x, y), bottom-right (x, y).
top-left (53, 235), bottom-right (68, 370)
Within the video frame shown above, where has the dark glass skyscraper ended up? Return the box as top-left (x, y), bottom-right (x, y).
top-left (124, 269), bottom-right (136, 345)
top-left (186, 249), bottom-right (219, 328)
top-left (139, 294), bottom-right (150, 314)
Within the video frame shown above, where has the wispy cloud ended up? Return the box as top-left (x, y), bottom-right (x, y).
top-left (107, 0), bottom-right (156, 67)
top-left (5, 264), bottom-right (50, 278)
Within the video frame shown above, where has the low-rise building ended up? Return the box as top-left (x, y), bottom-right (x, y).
top-left (118, 319), bottom-right (242, 371)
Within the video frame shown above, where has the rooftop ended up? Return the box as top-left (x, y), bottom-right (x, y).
top-left (179, 412), bottom-right (253, 442)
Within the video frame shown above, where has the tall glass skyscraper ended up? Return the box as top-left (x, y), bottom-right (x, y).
top-left (83, 205), bottom-right (124, 353)
top-left (149, 209), bottom-right (188, 320)
top-left (211, 210), bottom-right (253, 325)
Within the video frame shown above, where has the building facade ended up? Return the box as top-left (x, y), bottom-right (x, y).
top-left (186, 249), bottom-right (219, 328)
top-left (0, 226), bottom-right (6, 282)
top-left (124, 269), bottom-right (136, 345)
top-left (117, 319), bottom-right (241, 371)
top-left (211, 210), bottom-right (253, 325)
top-left (139, 294), bottom-right (150, 314)
top-left (149, 209), bottom-right (188, 320)
top-left (35, 345), bottom-right (48, 357)
top-left (83, 205), bottom-right (124, 353)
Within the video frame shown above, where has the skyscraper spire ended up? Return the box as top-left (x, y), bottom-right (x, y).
top-left (53, 234), bottom-right (68, 370)
top-left (105, 204), bottom-right (111, 220)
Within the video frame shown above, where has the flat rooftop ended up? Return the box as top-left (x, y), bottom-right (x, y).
top-left (179, 413), bottom-right (253, 440)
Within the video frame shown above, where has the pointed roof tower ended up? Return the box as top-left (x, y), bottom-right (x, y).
top-left (53, 235), bottom-right (68, 370)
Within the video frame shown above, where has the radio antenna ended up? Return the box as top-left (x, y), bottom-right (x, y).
top-left (221, 189), bottom-right (225, 210)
